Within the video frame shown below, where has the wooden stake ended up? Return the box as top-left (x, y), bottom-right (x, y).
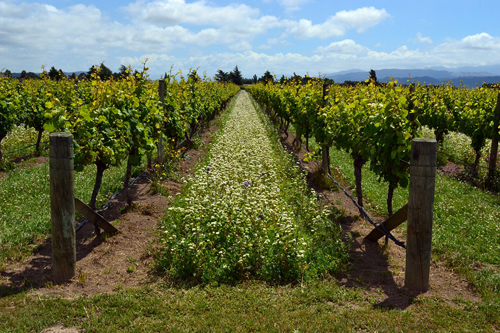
top-left (74, 198), bottom-right (118, 236)
top-left (405, 138), bottom-right (437, 292)
top-left (365, 204), bottom-right (408, 242)
top-left (50, 132), bottom-right (76, 283)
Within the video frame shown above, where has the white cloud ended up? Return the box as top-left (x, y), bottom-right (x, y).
top-left (285, 7), bottom-right (390, 39)
top-left (428, 33), bottom-right (500, 66)
top-left (315, 39), bottom-right (369, 56)
top-left (187, 51), bottom-right (324, 76)
top-left (0, 3), bottom-right (105, 49)
top-left (368, 46), bottom-right (422, 61)
top-left (124, 0), bottom-right (260, 26)
top-left (460, 32), bottom-right (497, 50)
top-left (229, 40), bottom-right (253, 51)
top-left (0, 1), bottom-right (390, 73)
top-left (122, 0), bottom-right (284, 52)
top-left (258, 34), bottom-right (291, 49)
top-left (413, 33), bottom-right (432, 44)
top-left (278, 0), bottom-right (310, 12)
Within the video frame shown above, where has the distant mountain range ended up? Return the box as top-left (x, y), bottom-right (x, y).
top-left (325, 66), bottom-right (500, 87)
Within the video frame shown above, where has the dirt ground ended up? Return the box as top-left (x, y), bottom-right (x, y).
top-left (0, 107), bottom-right (480, 314)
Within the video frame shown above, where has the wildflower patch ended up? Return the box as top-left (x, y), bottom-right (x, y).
top-left (159, 91), bottom-right (347, 283)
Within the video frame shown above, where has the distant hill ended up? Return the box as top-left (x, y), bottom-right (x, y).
top-left (326, 67), bottom-right (500, 87)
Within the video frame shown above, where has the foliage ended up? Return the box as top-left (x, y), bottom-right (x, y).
top-left (214, 69), bottom-right (230, 83)
top-left (0, 76), bottom-right (20, 160)
top-left (0, 63), bottom-right (239, 260)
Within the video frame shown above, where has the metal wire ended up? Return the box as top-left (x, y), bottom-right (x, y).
top-left (3, 140), bottom-right (49, 156)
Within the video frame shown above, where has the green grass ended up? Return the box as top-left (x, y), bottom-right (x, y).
top-left (0, 281), bottom-right (498, 332)
top-left (0, 124), bottom-right (50, 160)
top-left (0, 160), bottom-right (141, 267)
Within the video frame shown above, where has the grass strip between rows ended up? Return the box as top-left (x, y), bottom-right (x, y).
top-left (158, 91), bottom-right (348, 284)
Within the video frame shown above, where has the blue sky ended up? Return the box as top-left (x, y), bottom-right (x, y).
top-left (1, 0), bottom-right (500, 79)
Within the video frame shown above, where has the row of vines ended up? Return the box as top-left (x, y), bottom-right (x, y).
top-left (0, 65), bottom-right (239, 210)
top-left (246, 80), bottom-right (500, 216)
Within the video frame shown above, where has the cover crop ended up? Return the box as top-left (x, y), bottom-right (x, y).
top-left (159, 91), bottom-right (347, 284)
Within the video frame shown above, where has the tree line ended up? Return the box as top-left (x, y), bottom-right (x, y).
top-left (0, 64), bottom-right (143, 81)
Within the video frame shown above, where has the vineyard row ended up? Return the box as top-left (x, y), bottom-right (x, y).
top-left (0, 68), bottom-right (240, 209)
top-left (246, 80), bottom-right (500, 215)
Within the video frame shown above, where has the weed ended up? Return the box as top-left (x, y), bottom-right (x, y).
top-left (0, 158), bottom-right (133, 266)
top-left (139, 203), bottom-right (156, 216)
top-left (0, 158), bottom-right (15, 172)
top-left (113, 284), bottom-right (123, 291)
top-left (119, 202), bottom-right (140, 214)
top-left (78, 270), bottom-right (87, 286)
top-left (103, 266), bottom-right (113, 275)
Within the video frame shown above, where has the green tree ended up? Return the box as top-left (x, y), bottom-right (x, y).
top-left (88, 63), bottom-right (113, 80)
top-left (99, 63), bottom-right (113, 80)
top-left (48, 66), bottom-right (59, 80)
top-left (188, 69), bottom-right (200, 83)
top-left (58, 69), bottom-right (66, 80)
top-left (230, 66), bottom-right (243, 85)
top-left (368, 69), bottom-right (378, 83)
top-left (2, 69), bottom-right (12, 78)
top-left (214, 69), bottom-right (230, 83)
top-left (118, 65), bottom-right (130, 78)
top-left (259, 70), bottom-right (274, 83)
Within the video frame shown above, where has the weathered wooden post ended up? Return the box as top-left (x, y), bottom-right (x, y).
top-left (158, 80), bottom-right (166, 164)
top-left (49, 132), bottom-right (76, 283)
top-left (487, 93), bottom-right (500, 188)
top-left (405, 138), bottom-right (437, 291)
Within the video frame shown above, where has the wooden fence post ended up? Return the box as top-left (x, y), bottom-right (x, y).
top-left (158, 80), bottom-right (166, 164)
top-left (50, 132), bottom-right (76, 283)
top-left (405, 138), bottom-right (437, 291)
top-left (487, 92), bottom-right (500, 187)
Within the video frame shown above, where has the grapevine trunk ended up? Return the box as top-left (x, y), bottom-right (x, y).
top-left (353, 154), bottom-right (365, 215)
